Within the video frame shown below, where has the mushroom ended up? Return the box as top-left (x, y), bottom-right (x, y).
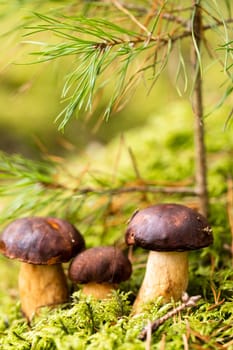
top-left (125, 203), bottom-right (213, 314)
top-left (68, 246), bottom-right (132, 299)
top-left (0, 217), bottom-right (85, 320)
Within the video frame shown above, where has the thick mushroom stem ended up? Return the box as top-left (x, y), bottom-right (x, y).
top-left (133, 251), bottom-right (188, 314)
top-left (18, 263), bottom-right (69, 320)
top-left (82, 282), bottom-right (118, 299)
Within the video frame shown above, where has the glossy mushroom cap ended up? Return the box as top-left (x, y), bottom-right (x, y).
top-left (0, 217), bottom-right (85, 264)
top-left (68, 246), bottom-right (132, 284)
top-left (125, 203), bottom-right (213, 251)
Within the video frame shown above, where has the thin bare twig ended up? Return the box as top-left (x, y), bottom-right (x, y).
top-left (191, 1), bottom-right (208, 217)
top-left (145, 320), bottom-right (152, 350)
top-left (182, 333), bottom-right (189, 350)
top-left (112, 0), bottom-right (152, 37)
top-left (159, 12), bottom-right (188, 27)
top-left (227, 177), bottom-right (233, 265)
top-left (127, 147), bottom-right (143, 181)
top-left (42, 176), bottom-right (197, 196)
top-left (74, 185), bottom-right (197, 196)
top-left (138, 293), bottom-right (202, 341)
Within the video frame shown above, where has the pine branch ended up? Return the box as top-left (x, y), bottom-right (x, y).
top-left (21, 6), bottom-right (233, 129)
top-left (0, 152), bottom-right (54, 187)
top-left (0, 149), bottom-right (197, 226)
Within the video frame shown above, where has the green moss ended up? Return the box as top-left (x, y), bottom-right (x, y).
top-left (1, 287), bottom-right (233, 349)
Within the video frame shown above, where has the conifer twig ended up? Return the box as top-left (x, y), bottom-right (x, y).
top-left (138, 293), bottom-right (202, 341)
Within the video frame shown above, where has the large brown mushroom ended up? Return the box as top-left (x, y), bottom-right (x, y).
top-left (0, 217), bottom-right (85, 320)
top-left (125, 203), bottom-right (213, 314)
top-left (68, 246), bottom-right (132, 299)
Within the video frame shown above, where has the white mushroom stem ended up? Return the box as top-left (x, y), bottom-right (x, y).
top-left (132, 251), bottom-right (189, 314)
top-left (82, 282), bottom-right (118, 299)
top-left (18, 263), bottom-right (69, 321)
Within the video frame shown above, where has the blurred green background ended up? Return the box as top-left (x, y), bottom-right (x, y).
top-left (0, 2), bottom-right (231, 162)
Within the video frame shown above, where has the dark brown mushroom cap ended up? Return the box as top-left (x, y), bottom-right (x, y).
top-left (0, 217), bottom-right (85, 264)
top-left (125, 203), bottom-right (213, 251)
top-left (68, 246), bottom-right (132, 284)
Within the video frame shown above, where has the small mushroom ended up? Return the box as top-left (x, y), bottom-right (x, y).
top-left (68, 246), bottom-right (132, 299)
top-left (125, 203), bottom-right (213, 314)
top-left (0, 217), bottom-right (85, 320)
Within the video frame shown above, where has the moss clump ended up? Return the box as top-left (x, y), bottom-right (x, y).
top-left (1, 286), bottom-right (233, 349)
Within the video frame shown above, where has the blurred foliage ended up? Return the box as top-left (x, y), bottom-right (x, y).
top-left (17, 1), bottom-right (233, 129)
top-left (0, 0), bottom-right (233, 155)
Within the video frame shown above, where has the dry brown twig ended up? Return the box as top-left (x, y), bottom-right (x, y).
top-left (112, 0), bottom-right (152, 37)
top-left (138, 293), bottom-right (202, 341)
top-left (227, 177), bottom-right (233, 265)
